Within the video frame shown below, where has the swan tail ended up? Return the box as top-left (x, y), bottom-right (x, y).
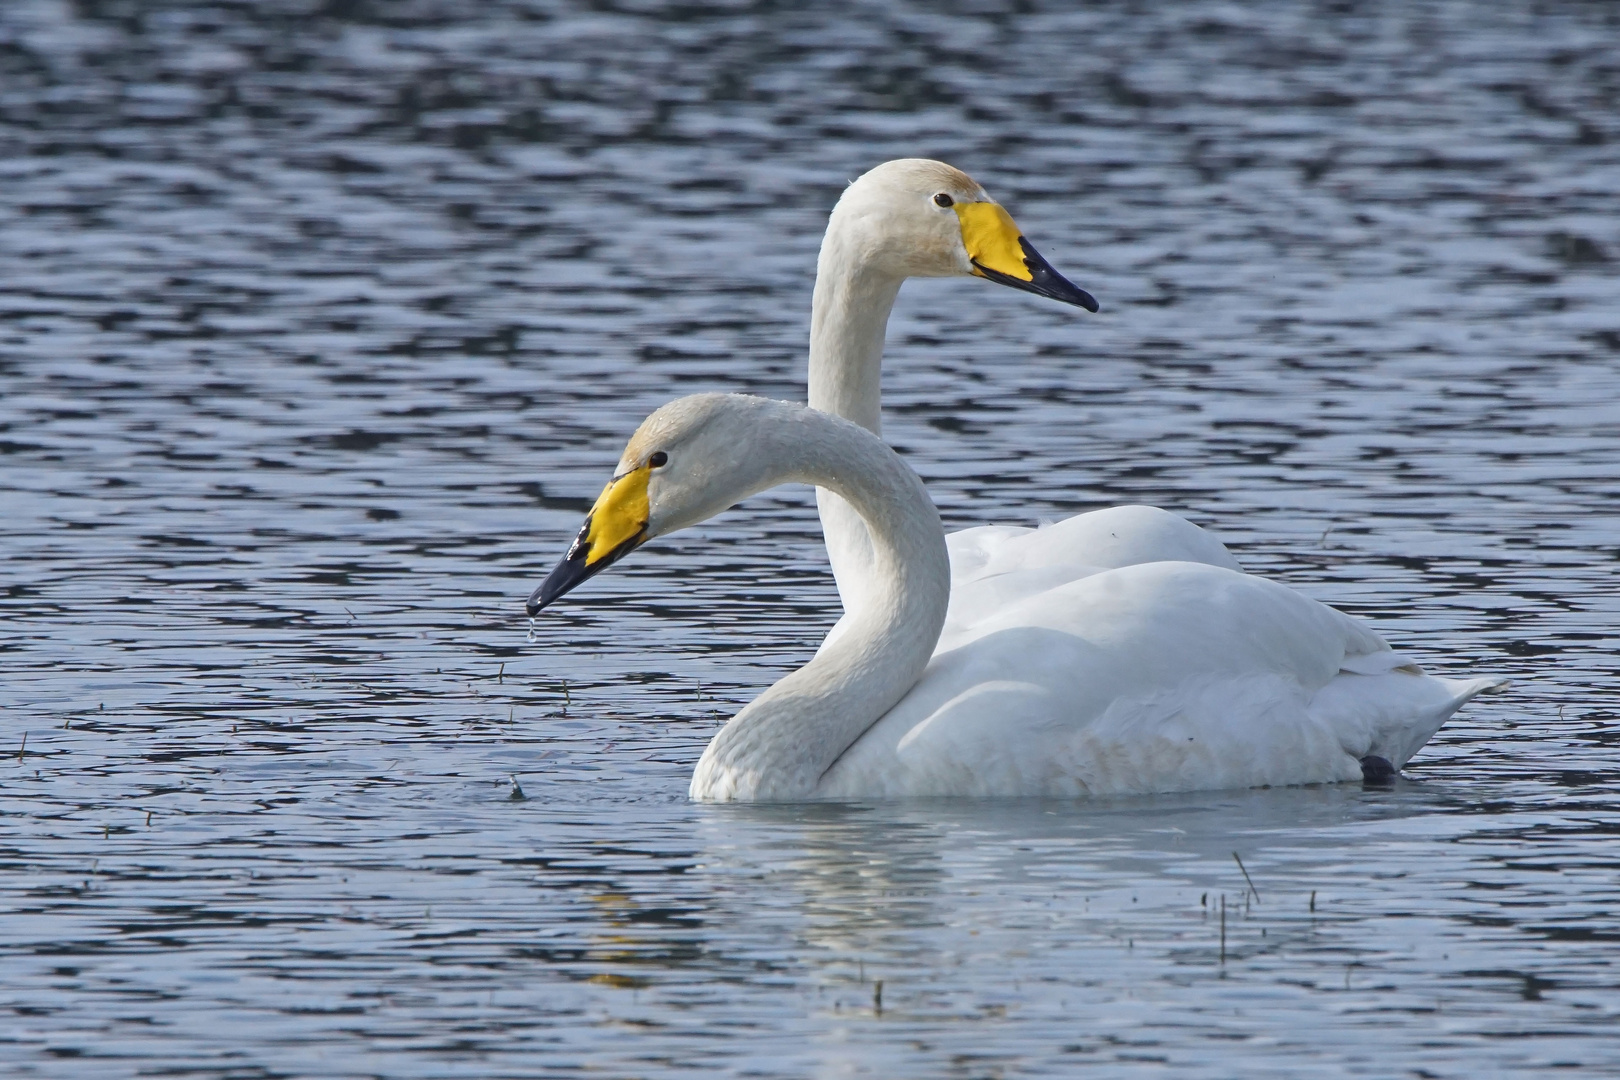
top-left (1312, 669), bottom-right (1507, 772)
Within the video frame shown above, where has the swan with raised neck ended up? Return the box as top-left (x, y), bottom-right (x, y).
top-left (808, 158), bottom-right (1096, 432)
top-left (807, 159), bottom-right (1097, 611)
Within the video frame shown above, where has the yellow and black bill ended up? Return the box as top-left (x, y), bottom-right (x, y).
top-left (955, 202), bottom-right (1100, 312)
top-left (526, 464), bottom-right (651, 616)
top-left (973, 235), bottom-right (1099, 311)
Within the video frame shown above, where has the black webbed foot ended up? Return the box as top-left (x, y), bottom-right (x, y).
top-left (1360, 755), bottom-right (1397, 786)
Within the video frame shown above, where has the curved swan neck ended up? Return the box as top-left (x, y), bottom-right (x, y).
top-left (688, 405), bottom-right (949, 802)
top-left (807, 206), bottom-right (907, 611)
top-left (807, 220), bottom-right (904, 436)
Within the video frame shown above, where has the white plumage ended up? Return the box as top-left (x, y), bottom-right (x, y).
top-left (528, 395), bottom-right (1501, 803)
top-left (807, 159), bottom-right (1243, 651)
top-left (821, 558), bottom-right (1496, 799)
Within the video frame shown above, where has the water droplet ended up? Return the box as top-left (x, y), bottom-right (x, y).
top-left (527, 617), bottom-right (537, 644)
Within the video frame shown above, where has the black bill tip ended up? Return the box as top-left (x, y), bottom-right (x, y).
top-left (526, 549), bottom-right (589, 616)
top-left (524, 517), bottom-right (645, 617)
top-left (526, 517), bottom-right (594, 616)
top-left (974, 237), bottom-right (1099, 312)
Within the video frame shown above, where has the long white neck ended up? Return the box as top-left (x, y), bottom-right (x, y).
top-left (688, 408), bottom-right (949, 802)
top-left (806, 214), bottom-right (906, 612)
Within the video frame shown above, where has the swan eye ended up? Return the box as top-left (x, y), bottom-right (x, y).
top-left (933, 193), bottom-right (954, 208)
top-left (648, 451), bottom-right (668, 468)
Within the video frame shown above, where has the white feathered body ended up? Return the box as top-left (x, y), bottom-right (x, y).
top-left (795, 503), bottom-right (1496, 800)
top-left (817, 555), bottom-right (1497, 799)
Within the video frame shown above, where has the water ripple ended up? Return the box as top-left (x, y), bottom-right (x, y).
top-left (3, 1), bottom-right (1619, 1076)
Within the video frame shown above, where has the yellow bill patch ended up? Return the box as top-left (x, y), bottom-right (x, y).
top-left (581, 464), bottom-right (650, 566)
top-left (955, 201), bottom-right (1032, 282)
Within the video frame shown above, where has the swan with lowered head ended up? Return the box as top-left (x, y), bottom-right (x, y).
top-left (527, 393), bottom-right (1501, 802)
top-left (805, 160), bottom-right (1241, 640)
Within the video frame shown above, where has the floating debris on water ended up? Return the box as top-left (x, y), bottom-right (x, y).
top-left (1233, 852), bottom-right (1261, 904)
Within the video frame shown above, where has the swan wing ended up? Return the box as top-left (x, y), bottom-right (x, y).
top-left (949, 504), bottom-right (1241, 578)
top-left (816, 561), bottom-right (1497, 799)
top-left (822, 504), bottom-right (1239, 651)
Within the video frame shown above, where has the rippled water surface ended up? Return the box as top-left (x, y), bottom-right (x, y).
top-left (3, 1), bottom-right (1619, 1076)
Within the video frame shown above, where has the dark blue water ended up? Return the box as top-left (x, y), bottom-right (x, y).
top-left (3, 1), bottom-right (1618, 1075)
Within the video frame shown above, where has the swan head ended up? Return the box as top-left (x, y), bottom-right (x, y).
top-left (830, 158), bottom-right (1098, 312)
top-left (527, 395), bottom-right (786, 615)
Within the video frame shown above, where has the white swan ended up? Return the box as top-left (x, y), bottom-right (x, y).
top-left (806, 159), bottom-right (1239, 637)
top-left (526, 394), bottom-right (1502, 802)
